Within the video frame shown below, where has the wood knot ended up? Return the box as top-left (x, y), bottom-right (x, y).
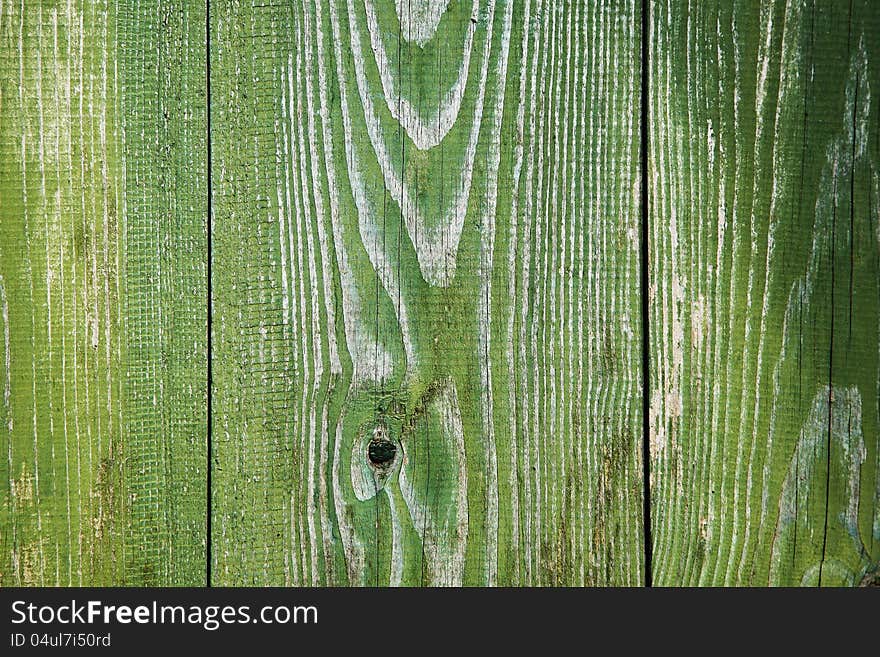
top-left (367, 438), bottom-right (396, 466)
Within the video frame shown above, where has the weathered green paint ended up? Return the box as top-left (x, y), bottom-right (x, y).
top-left (0, 1), bottom-right (207, 585)
top-left (3, 0), bottom-right (878, 588)
top-left (210, 0), bottom-right (645, 585)
top-left (648, 0), bottom-right (880, 585)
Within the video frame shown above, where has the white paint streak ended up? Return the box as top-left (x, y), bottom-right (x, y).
top-left (363, 0), bottom-right (477, 149)
top-left (331, 417), bottom-right (365, 584)
top-left (394, 0), bottom-right (451, 46)
top-left (386, 490), bottom-right (404, 586)
top-left (342, 0), bottom-right (503, 286)
top-left (769, 386), bottom-right (866, 585)
top-left (314, 0), bottom-right (392, 383)
top-left (476, 0), bottom-right (513, 587)
top-left (0, 276), bottom-right (10, 433)
top-left (399, 379), bottom-right (468, 586)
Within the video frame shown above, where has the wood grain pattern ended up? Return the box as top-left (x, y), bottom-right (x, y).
top-left (5, 0), bottom-right (876, 589)
top-left (210, 0), bottom-right (645, 585)
top-left (648, 0), bottom-right (880, 585)
top-left (0, 0), bottom-right (207, 585)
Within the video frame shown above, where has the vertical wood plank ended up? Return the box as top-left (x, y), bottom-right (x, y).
top-left (649, 0), bottom-right (880, 585)
top-left (0, 1), bottom-right (207, 585)
top-left (118, 1), bottom-right (208, 586)
top-left (211, 0), bottom-right (644, 585)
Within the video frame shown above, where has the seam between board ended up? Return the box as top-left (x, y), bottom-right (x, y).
top-left (640, 0), bottom-right (653, 588)
top-left (206, 0), bottom-right (213, 589)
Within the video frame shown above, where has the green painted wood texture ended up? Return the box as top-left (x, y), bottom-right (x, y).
top-left (210, 0), bottom-right (645, 585)
top-left (648, 0), bottom-right (880, 585)
top-left (0, 1), bottom-right (207, 585)
top-left (2, 0), bottom-right (879, 588)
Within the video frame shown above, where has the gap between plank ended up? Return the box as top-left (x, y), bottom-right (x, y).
top-left (206, 0), bottom-right (213, 588)
top-left (640, 0), bottom-right (653, 588)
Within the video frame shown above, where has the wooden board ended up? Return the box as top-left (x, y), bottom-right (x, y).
top-left (5, 0), bottom-right (876, 589)
top-left (0, 1), bottom-right (207, 585)
top-left (210, 0), bottom-right (645, 585)
top-left (648, 0), bottom-right (880, 585)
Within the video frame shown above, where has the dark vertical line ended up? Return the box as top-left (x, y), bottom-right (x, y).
top-left (639, 0), bottom-right (653, 588)
top-left (820, 2), bottom-right (853, 587)
top-left (206, 0), bottom-right (213, 588)
top-left (820, 180), bottom-right (837, 587)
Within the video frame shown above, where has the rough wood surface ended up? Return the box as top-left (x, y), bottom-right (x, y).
top-left (0, 1), bottom-right (207, 585)
top-left (210, 0), bottom-right (645, 585)
top-left (4, 0), bottom-right (878, 588)
top-left (648, 0), bottom-right (880, 585)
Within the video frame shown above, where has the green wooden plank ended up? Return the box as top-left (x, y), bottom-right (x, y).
top-left (648, 0), bottom-right (880, 585)
top-left (0, 1), bottom-right (207, 585)
top-left (211, 0), bottom-right (645, 585)
top-left (118, 1), bottom-right (209, 586)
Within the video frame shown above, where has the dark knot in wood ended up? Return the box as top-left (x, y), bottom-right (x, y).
top-left (368, 439), bottom-right (396, 466)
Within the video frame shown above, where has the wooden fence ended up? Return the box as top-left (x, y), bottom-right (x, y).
top-left (1, 0), bottom-right (877, 586)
